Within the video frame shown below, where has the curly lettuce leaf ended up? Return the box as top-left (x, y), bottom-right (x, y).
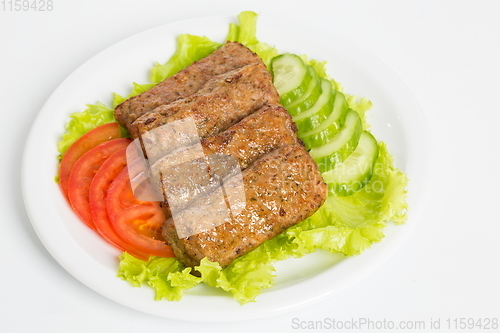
top-left (59, 37), bottom-right (219, 159)
top-left (112, 35), bottom-right (220, 108)
top-left (150, 34), bottom-right (221, 84)
top-left (227, 11), bottom-right (258, 46)
top-left (347, 95), bottom-right (373, 129)
top-left (117, 253), bottom-right (198, 301)
top-left (57, 102), bottom-right (116, 157)
top-left (287, 142), bottom-right (408, 256)
top-left (227, 11), bottom-right (279, 69)
top-left (299, 55), bottom-right (343, 92)
top-left (116, 142), bottom-right (409, 303)
top-left (59, 11), bottom-right (408, 304)
top-left (116, 143), bottom-right (408, 304)
top-left (117, 254), bottom-right (276, 304)
top-left (112, 83), bottom-right (156, 108)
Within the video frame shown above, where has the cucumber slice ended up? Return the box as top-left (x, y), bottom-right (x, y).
top-left (285, 65), bottom-right (322, 115)
top-left (322, 131), bottom-right (379, 196)
top-left (292, 79), bottom-right (334, 133)
top-left (298, 91), bottom-right (349, 148)
top-left (271, 54), bottom-right (313, 105)
top-left (309, 110), bottom-right (362, 173)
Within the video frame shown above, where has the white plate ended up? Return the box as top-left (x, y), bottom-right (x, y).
top-left (21, 14), bottom-right (429, 322)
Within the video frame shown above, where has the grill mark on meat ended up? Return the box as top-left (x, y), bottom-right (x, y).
top-left (162, 144), bottom-right (327, 268)
top-left (144, 117), bottom-right (156, 125)
top-left (114, 42), bottom-right (264, 129)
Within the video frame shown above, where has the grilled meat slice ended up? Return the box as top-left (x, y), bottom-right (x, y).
top-left (150, 104), bottom-right (299, 216)
top-left (162, 144), bottom-right (327, 268)
top-left (130, 63), bottom-right (280, 162)
top-left (114, 41), bottom-right (264, 129)
top-left (200, 104), bottom-right (298, 169)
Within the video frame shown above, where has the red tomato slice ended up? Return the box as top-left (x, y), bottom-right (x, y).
top-left (89, 148), bottom-right (151, 260)
top-left (68, 138), bottom-right (131, 230)
top-left (59, 122), bottom-right (122, 197)
top-left (106, 164), bottom-right (174, 258)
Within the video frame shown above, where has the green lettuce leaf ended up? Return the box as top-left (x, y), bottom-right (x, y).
top-left (150, 34), bottom-right (221, 84)
top-left (347, 95), bottom-right (373, 129)
top-left (228, 11), bottom-right (279, 69)
top-left (117, 253), bottom-right (198, 301)
top-left (58, 11), bottom-right (408, 304)
top-left (57, 102), bottom-right (116, 157)
top-left (117, 253), bottom-right (276, 304)
top-left (112, 35), bottom-right (220, 108)
top-left (300, 55), bottom-right (342, 92)
top-left (287, 142), bottom-right (408, 256)
top-left (116, 142), bottom-right (409, 303)
top-left (112, 83), bottom-right (157, 108)
top-left (58, 36), bottom-right (220, 159)
top-left (227, 11), bottom-right (259, 46)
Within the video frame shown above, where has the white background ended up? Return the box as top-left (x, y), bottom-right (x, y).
top-left (2, 0), bottom-right (499, 332)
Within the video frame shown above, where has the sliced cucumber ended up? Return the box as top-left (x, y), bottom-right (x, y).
top-left (322, 131), bottom-right (379, 196)
top-left (299, 91), bottom-right (349, 148)
top-left (271, 54), bottom-right (314, 105)
top-left (309, 110), bottom-right (362, 173)
top-left (292, 79), bottom-right (334, 133)
top-left (285, 65), bottom-right (322, 115)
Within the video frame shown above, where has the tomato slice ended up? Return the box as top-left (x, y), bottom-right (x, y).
top-left (106, 163), bottom-right (174, 258)
top-left (89, 148), bottom-right (151, 260)
top-left (68, 138), bottom-right (131, 230)
top-left (59, 122), bottom-right (122, 197)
